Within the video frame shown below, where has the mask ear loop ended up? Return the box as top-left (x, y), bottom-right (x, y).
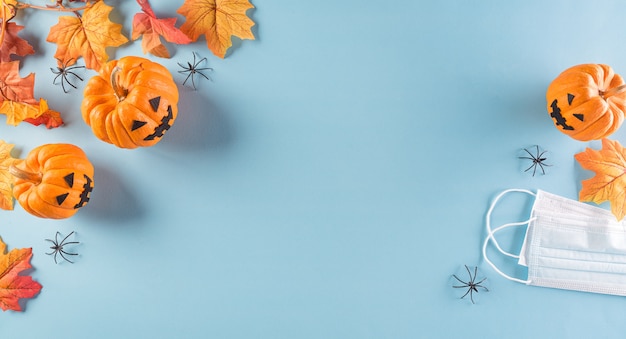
top-left (482, 189), bottom-right (535, 284)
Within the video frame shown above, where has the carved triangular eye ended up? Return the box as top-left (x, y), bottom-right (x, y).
top-left (56, 193), bottom-right (69, 205)
top-left (567, 93), bottom-right (575, 105)
top-left (574, 113), bottom-right (584, 122)
top-left (64, 173), bottom-right (74, 187)
top-left (149, 96), bottom-right (161, 112)
top-left (131, 120), bottom-right (147, 131)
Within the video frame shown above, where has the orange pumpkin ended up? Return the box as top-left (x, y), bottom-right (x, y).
top-left (546, 64), bottom-right (626, 141)
top-left (10, 143), bottom-right (94, 219)
top-left (81, 56), bottom-right (179, 149)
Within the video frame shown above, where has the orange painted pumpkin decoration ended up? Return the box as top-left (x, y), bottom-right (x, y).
top-left (81, 56), bottom-right (179, 149)
top-left (10, 143), bottom-right (94, 219)
top-left (546, 64), bottom-right (626, 141)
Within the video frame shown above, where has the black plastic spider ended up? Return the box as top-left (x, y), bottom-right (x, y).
top-left (46, 231), bottom-right (79, 264)
top-left (50, 59), bottom-right (85, 93)
top-left (519, 145), bottom-right (551, 176)
top-left (452, 265), bottom-right (488, 304)
top-left (178, 52), bottom-right (212, 90)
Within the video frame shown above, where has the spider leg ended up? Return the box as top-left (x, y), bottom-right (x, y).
top-left (537, 163), bottom-right (546, 175)
top-left (59, 231), bottom-right (75, 245)
top-left (53, 251), bottom-right (59, 264)
top-left (522, 148), bottom-right (534, 158)
top-left (452, 274), bottom-right (467, 284)
top-left (65, 65), bottom-right (84, 72)
top-left (60, 249), bottom-right (78, 256)
top-left (66, 71), bottom-right (84, 82)
top-left (58, 252), bottom-right (74, 264)
top-left (182, 72), bottom-right (193, 86)
top-left (60, 76), bottom-right (69, 93)
top-left (61, 250), bottom-right (78, 258)
top-left (52, 73), bottom-right (63, 85)
top-left (459, 287), bottom-right (472, 300)
top-left (464, 265), bottom-right (474, 282)
top-left (65, 76), bottom-right (78, 90)
top-left (197, 70), bottom-right (212, 81)
top-left (475, 283), bottom-right (489, 292)
top-left (470, 266), bottom-right (478, 284)
top-left (469, 289), bottom-right (476, 304)
top-left (190, 73), bottom-right (198, 90)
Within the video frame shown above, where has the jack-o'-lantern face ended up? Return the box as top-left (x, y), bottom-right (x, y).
top-left (130, 96), bottom-right (174, 142)
top-left (546, 64), bottom-right (626, 141)
top-left (548, 93), bottom-right (583, 131)
top-left (55, 172), bottom-right (93, 209)
top-left (81, 56), bottom-right (179, 149)
top-left (11, 144), bottom-right (95, 219)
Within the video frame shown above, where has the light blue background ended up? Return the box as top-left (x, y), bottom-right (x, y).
top-left (2, 0), bottom-right (626, 338)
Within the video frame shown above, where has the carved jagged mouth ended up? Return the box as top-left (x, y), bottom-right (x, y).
top-left (129, 96), bottom-right (174, 141)
top-left (549, 93), bottom-right (584, 131)
top-left (74, 175), bottom-right (93, 209)
top-left (144, 105), bottom-right (173, 141)
top-left (54, 173), bottom-right (93, 209)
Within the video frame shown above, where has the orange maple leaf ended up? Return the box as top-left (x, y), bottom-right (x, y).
top-left (0, 60), bottom-right (35, 104)
top-left (132, 0), bottom-right (191, 58)
top-left (575, 138), bottom-right (626, 220)
top-left (177, 0), bottom-right (255, 58)
top-left (0, 237), bottom-right (42, 312)
top-left (0, 22), bottom-right (35, 62)
top-left (0, 140), bottom-right (17, 210)
top-left (46, 0), bottom-right (128, 70)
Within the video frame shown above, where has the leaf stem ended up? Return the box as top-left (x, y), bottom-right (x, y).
top-left (15, 0), bottom-right (97, 12)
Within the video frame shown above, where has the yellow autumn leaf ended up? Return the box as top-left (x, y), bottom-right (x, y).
top-left (46, 1), bottom-right (128, 70)
top-left (178, 0), bottom-right (255, 58)
top-left (0, 140), bottom-right (17, 210)
top-left (0, 98), bottom-right (49, 126)
top-left (575, 138), bottom-right (626, 220)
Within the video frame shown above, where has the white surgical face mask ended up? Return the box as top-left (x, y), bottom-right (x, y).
top-left (483, 189), bottom-right (626, 296)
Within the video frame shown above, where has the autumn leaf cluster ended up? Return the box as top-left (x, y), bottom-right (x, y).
top-left (0, 0), bottom-right (255, 128)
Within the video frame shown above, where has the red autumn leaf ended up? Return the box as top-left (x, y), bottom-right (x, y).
top-left (24, 109), bottom-right (64, 129)
top-left (0, 60), bottom-right (35, 104)
top-left (177, 0), bottom-right (255, 58)
top-left (132, 0), bottom-right (191, 58)
top-left (575, 138), bottom-right (626, 220)
top-left (46, 1), bottom-right (128, 70)
top-left (0, 237), bottom-right (42, 312)
top-left (0, 22), bottom-right (35, 62)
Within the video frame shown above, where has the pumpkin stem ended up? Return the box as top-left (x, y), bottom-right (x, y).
top-left (110, 66), bottom-right (128, 101)
top-left (600, 84), bottom-right (626, 99)
top-left (9, 164), bottom-right (42, 184)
